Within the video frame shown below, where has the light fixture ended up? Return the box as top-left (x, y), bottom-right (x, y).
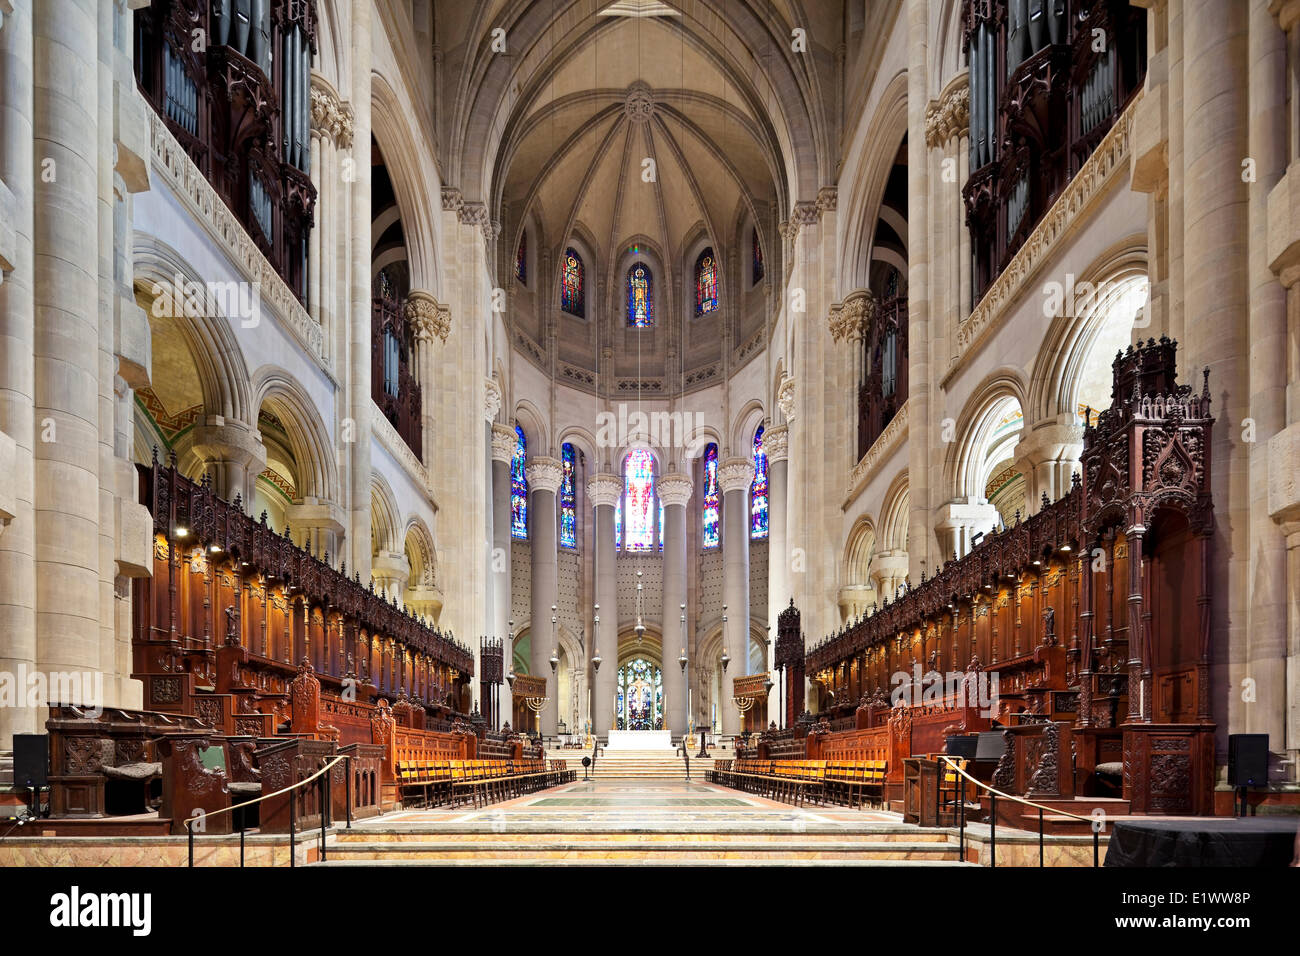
top-left (209, 544), bottom-right (222, 553)
top-left (720, 648), bottom-right (731, 673)
top-left (1060, 544), bottom-right (1072, 552)
top-left (175, 527), bottom-right (188, 538)
top-left (678, 602), bottom-right (688, 671)
top-left (549, 648), bottom-right (559, 673)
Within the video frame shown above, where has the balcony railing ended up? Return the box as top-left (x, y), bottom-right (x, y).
top-left (133, 0), bottom-right (317, 302)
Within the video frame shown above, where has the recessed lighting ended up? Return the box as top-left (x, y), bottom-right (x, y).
top-left (209, 544), bottom-right (222, 553)
top-left (175, 527), bottom-right (188, 538)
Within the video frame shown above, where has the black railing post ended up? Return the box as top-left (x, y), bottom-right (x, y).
top-left (1038, 807), bottom-right (1044, 867)
top-left (989, 792), bottom-right (997, 868)
top-left (319, 773), bottom-right (328, 862)
top-left (345, 755), bottom-right (353, 829)
top-left (1094, 827), bottom-right (1100, 867)
top-left (958, 770), bottom-right (966, 860)
top-left (289, 782), bottom-right (296, 869)
top-left (240, 819), bottom-right (246, 868)
top-left (933, 761), bottom-right (941, 826)
top-left (187, 821), bottom-right (194, 868)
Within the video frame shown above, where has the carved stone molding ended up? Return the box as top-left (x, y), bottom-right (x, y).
top-left (816, 186), bottom-right (838, 214)
top-left (658, 472), bottom-right (694, 508)
top-left (491, 423), bottom-right (517, 463)
top-left (525, 456), bottom-right (564, 494)
top-left (483, 378), bottom-right (502, 423)
top-left (925, 72), bottom-right (970, 148)
top-left (763, 425), bottom-right (789, 463)
top-left (440, 186), bottom-right (462, 212)
top-left (405, 290), bottom-right (451, 343)
top-left (777, 375), bottom-right (797, 422)
top-left (458, 201), bottom-right (489, 227)
top-left (718, 457), bottom-right (756, 495)
top-left (372, 404), bottom-right (432, 499)
top-left (586, 472), bottom-right (623, 509)
top-left (944, 94), bottom-right (1139, 387)
top-left (829, 289), bottom-right (876, 342)
top-left (844, 400), bottom-right (909, 507)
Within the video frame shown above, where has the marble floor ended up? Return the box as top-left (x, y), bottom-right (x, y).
top-left (349, 779), bottom-right (905, 833)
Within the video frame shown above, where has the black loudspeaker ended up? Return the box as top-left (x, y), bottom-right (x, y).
top-left (975, 731), bottom-right (1007, 762)
top-left (13, 734), bottom-right (48, 789)
top-left (1228, 734), bottom-right (1269, 788)
top-left (945, 735), bottom-right (979, 760)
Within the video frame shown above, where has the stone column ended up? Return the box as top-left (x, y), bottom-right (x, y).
top-left (764, 425), bottom-right (789, 725)
top-left (347, 0), bottom-right (373, 578)
top-left (0, 0), bottom-right (36, 743)
top-left (370, 551), bottom-right (410, 607)
top-left (871, 550), bottom-right (911, 604)
top-left (490, 422), bottom-right (514, 664)
top-left (1183, 0), bottom-right (1250, 740)
top-left (32, 0), bottom-right (101, 689)
top-left (285, 502), bottom-right (346, 558)
top-left (189, 419), bottom-right (267, 509)
top-left (405, 289), bottom-right (450, 463)
top-left (587, 472), bottom-right (621, 735)
top-left (526, 455), bottom-right (562, 734)
top-left (1012, 418), bottom-right (1085, 515)
top-left (659, 471), bottom-right (692, 736)
top-left (718, 457), bottom-right (755, 736)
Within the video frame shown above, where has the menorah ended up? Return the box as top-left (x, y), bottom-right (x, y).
top-left (524, 695), bottom-right (549, 737)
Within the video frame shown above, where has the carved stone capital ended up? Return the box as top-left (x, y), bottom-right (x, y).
top-left (829, 289), bottom-right (876, 342)
top-left (458, 201), bottom-right (489, 227)
top-left (777, 375), bottom-right (797, 423)
top-left (718, 457), bottom-right (756, 495)
top-left (586, 472), bottom-right (623, 509)
top-left (790, 201), bottom-right (821, 228)
top-left (763, 425), bottom-right (789, 463)
top-left (483, 378), bottom-right (502, 423)
top-left (525, 456), bottom-right (564, 495)
top-left (491, 423), bottom-right (517, 463)
top-left (658, 472), bottom-right (694, 508)
top-left (816, 186), bottom-right (838, 214)
top-left (405, 290), bottom-right (450, 343)
top-left (925, 72), bottom-right (970, 148)
top-left (440, 186), bottom-right (462, 212)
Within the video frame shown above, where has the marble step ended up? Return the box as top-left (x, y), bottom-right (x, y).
top-left (319, 839), bottom-right (963, 862)
top-left (332, 827), bottom-right (947, 844)
top-left (310, 857), bottom-right (975, 867)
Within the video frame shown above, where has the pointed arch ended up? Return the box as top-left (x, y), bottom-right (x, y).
top-left (251, 367), bottom-right (340, 503)
top-left (369, 472), bottom-right (401, 555)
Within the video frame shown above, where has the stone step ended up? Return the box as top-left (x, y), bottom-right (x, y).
top-left (319, 839), bottom-right (962, 862)
top-left (331, 827), bottom-right (949, 844)
top-left (310, 857), bottom-right (975, 867)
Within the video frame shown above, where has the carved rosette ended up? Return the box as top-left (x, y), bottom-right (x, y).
top-left (586, 472), bottom-right (623, 509)
top-left (624, 82), bottom-right (655, 124)
top-left (525, 456), bottom-right (564, 495)
top-left (658, 472), bottom-right (694, 509)
top-left (717, 457), bottom-right (756, 495)
top-left (777, 375), bottom-right (797, 423)
top-left (763, 425), bottom-right (789, 463)
top-left (491, 423), bottom-right (517, 463)
top-left (405, 290), bottom-right (451, 343)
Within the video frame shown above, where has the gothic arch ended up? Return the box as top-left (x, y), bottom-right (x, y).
top-left (843, 516), bottom-right (877, 588)
top-left (369, 472), bottom-right (401, 556)
top-left (731, 400), bottom-right (767, 457)
top-left (945, 369), bottom-right (1029, 503)
top-left (402, 515), bottom-right (437, 589)
top-left (1027, 238), bottom-right (1149, 425)
top-left (512, 400), bottom-right (548, 458)
top-left (251, 367), bottom-right (340, 503)
top-left (879, 469), bottom-right (910, 553)
top-left (132, 237), bottom-right (255, 426)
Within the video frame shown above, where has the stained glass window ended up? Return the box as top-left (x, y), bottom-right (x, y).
top-left (510, 425), bottom-right (528, 539)
top-left (560, 442), bottom-right (576, 548)
top-left (614, 498), bottom-right (622, 549)
top-left (702, 442), bottom-right (720, 548)
top-left (695, 248), bottom-right (719, 315)
top-left (515, 230), bottom-right (527, 284)
top-left (627, 263), bottom-right (653, 327)
top-left (622, 448), bottom-right (656, 551)
top-left (658, 499), bottom-right (664, 551)
top-left (561, 247), bottom-right (584, 317)
top-left (617, 658), bottom-right (663, 730)
top-left (751, 426), bottom-right (768, 539)
top-left (752, 227), bottom-right (764, 285)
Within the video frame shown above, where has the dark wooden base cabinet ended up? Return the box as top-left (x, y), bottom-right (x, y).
top-left (1122, 724), bottom-right (1216, 816)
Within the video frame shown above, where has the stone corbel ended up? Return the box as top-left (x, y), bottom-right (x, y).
top-left (763, 425), bottom-right (789, 463)
top-left (483, 377), bottom-right (502, 423)
top-left (777, 375), bottom-right (797, 423)
top-left (586, 472), bottom-right (623, 509)
top-left (925, 72), bottom-right (970, 149)
top-left (829, 289), bottom-right (876, 342)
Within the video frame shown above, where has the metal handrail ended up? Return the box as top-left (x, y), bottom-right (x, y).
top-left (936, 755), bottom-right (1103, 867)
top-left (185, 755), bottom-right (350, 868)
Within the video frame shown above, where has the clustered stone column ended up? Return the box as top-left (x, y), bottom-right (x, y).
top-left (718, 456), bottom-right (755, 736)
top-left (490, 422), bottom-right (515, 683)
top-left (587, 471), bottom-right (622, 733)
top-left (526, 454), bottom-right (562, 735)
top-left (764, 424), bottom-right (789, 723)
top-left (658, 470), bottom-right (692, 735)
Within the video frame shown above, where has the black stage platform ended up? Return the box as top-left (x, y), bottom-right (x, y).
top-left (1104, 817), bottom-right (1299, 866)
